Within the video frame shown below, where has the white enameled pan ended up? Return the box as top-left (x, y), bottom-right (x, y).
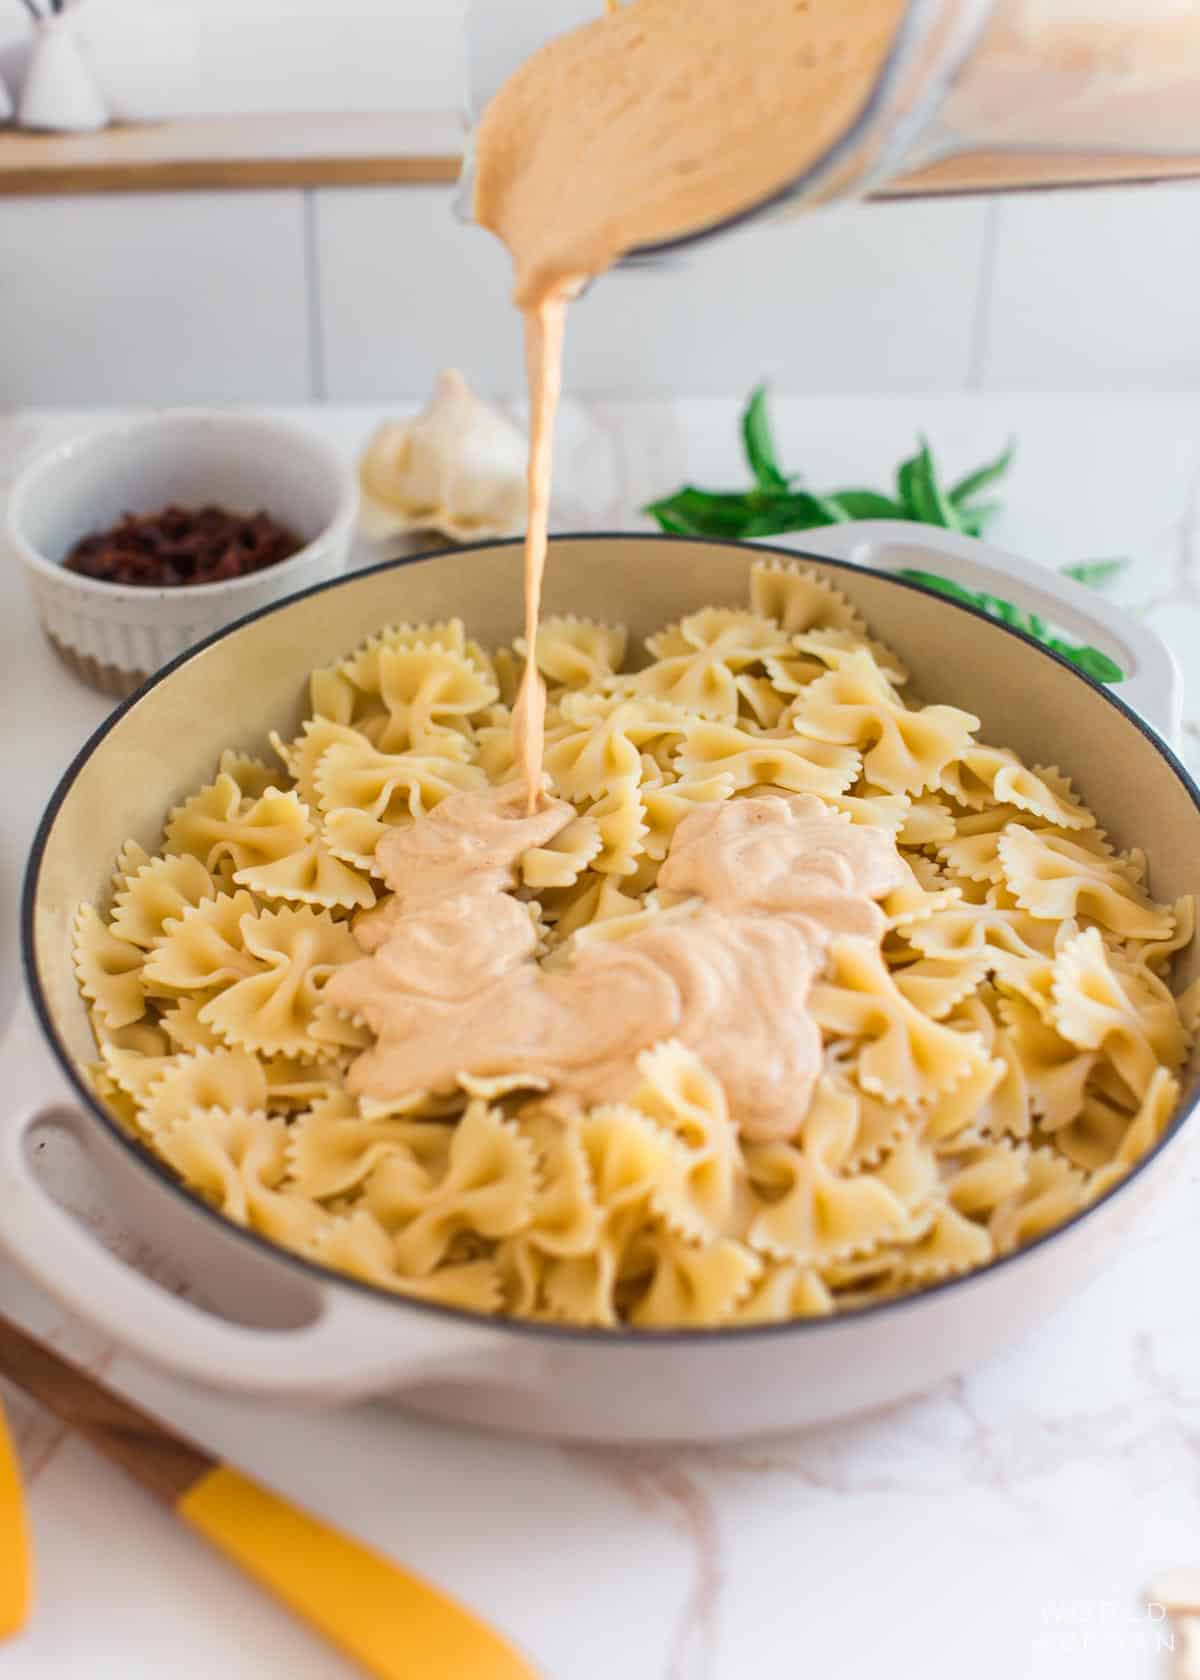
top-left (4, 525), bottom-right (1195, 1443)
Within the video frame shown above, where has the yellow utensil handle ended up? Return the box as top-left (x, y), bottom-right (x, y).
top-left (178, 1466), bottom-right (537, 1680)
top-left (0, 1403), bottom-right (32, 1638)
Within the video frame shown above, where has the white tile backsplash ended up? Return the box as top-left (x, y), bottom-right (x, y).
top-left (315, 188), bottom-right (992, 400)
top-left (0, 192), bottom-right (312, 405)
top-left (979, 182), bottom-right (1200, 391)
top-left (4, 180), bottom-right (1200, 406)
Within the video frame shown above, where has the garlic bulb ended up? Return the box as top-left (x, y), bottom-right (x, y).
top-left (358, 369), bottom-right (528, 543)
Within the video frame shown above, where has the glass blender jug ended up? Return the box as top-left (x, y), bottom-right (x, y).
top-left (461, 0), bottom-right (1200, 259)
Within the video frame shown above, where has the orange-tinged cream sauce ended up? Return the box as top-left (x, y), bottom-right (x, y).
top-left (328, 789), bottom-right (907, 1139)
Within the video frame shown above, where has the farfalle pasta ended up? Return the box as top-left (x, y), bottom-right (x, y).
top-left (73, 566), bottom-right (1195, 1329)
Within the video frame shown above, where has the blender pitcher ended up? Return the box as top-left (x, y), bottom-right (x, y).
top-left (460, 0), bottom-right (1200, 258)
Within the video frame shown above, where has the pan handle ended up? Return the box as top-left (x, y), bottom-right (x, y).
top-left (0, 1001), bottom-right (536, 1403)
top-left (789, 521), bottom-right (1182, 747)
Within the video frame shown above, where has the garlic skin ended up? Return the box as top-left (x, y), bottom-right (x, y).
top-left (358, 369), bottom-right (528, 542)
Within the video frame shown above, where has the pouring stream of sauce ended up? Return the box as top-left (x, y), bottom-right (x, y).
top-left (337, 0), bottom-right (914, 1118)
top-left (475, 0), bottom-right (907, 805)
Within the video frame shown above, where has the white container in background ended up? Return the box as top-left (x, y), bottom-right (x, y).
top-left (17, 13), bottom-right (108, 134)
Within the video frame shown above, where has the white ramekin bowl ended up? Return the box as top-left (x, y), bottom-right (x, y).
top-left (6, 410), bottom-right (358, 698)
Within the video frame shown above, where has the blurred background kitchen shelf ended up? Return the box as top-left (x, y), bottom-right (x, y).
top-left (3, 0), bottom-right (1200, 405)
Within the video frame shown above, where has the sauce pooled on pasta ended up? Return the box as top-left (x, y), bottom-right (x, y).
top-left (328, 787), bottom-right (907, 1140)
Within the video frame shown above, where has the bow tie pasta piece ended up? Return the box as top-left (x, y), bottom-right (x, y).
top-left (735, 673), bottom-right (789, 729)
top-left (794, 627), bottom-right (910, 688)
top-left (939, 749), bottom-right (1095, 831)
top-left (645, 607), bottom-right (789, 664)
top-left (810, 940), bottom-right (994, 1109)
top-left (794, 1072), bottom-right (861, 1168)
top-left (988, 1146), bottom-right (1086, 1253)
top-left (514, 1109), bottom-right (602, 1259)
top-left (234, 834), bottom-right (376, 913)
top-left (164, 775), bottom-right (314, 877)
top-left (198, 905), bottom-right (361, 1059)
top-left (313, 1212), bottom-right (503, 1310)
top-left (615, 648), bottom-right (743, 721)
top-left (630, 1044), bottom-right (745, 1244)
top-left (315, 737), bottom-right (487, 826)
top-left (893, 953), bottom-right (991, 1020)
top-left (994, 991), bottom-right (1096, 1131)
top-left (516, 615), bottom-right (627, 690)
top-left (108, 853), bottom-right (219, 950)
top-left (521, 810), bottom-right (604, 891)
top-left (997, 826), bottom-right (1174, 940)
top-left (642, 774), bottom-right (735, 861)
top-left (920, 1007), bottom-right (1029, 1145)
top-left (583, 783), bottom-right (649, 877)
top-left (137, 1046), bottom-right (271, 1136)
top-left (110, 839), bottom-right (153, 900)
top-left (287, 1092), bottom-right (452, 1200)
top-left (370, 643), bottom-right (500, 755)
top-left (939, 808), bottom-right (1117, 894)
top-left (89, 1015), bottom-right (171, 1059)
top-left (884, 1204), bottom-right (994, 1285)
top-left (907, 900), bottom-right (1059, 971)
top-left (1050, 927), bottom-right (1188, 1102)
top-left (792, 652), bottom-right (980, 796)
top-left (880, 860), bottom-right (962, 931)
top-left (339, 618), bottom-right (471, 691)
top-left (630, 1231), bottom-right (762, 1329)
top-left (673, 718), bottom-right (860, 797)
top-left (73, 904), bottom-right (146, 1030)
top-left (1084, 1067), bottom-right (1180, 1200)
top-left (369, 1101), bottom-right (537, 1277)
top-left (897, 795), bottom-right (957, 849)
top-left (544, 697), bottom-right (691, 801)
top-left (533, 1204), bottom-right (647, 1328)
top-left (142, 890), bottom-right (260, 994)
top-left (1122, 895), bottom-right (1197, 981)
top-left (157, 1105), bottom-right (327, 1247)
top-left (749, 559), bottom-right (870, 638)
top-left (270, 717), bottom-right (377, 807)
top-left (216, 750), bottom-right (288, 802)
top-left (99, 1044), bottom-right (179, 1108)
top-left (727, 1263), bottom-right (834, 1324)
top-left (744, 1135), bottom-right (924, 1268)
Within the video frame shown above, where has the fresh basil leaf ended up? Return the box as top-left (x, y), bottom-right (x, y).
top-left (1060, 557), bottom-right (1128, 589)
top-left (644, 487), bottom-right (759, 538)
top-left (896, 454), bottom-right (927, 523)
top-left (949, 439), bottom-right (1016, 508)
top-left (1050, 642), bottom-right (1125, 683)
top-left (972, 591), bottom-right (1020, 626)
top-left (741, 385), bottom-right (789, 493)
top-left (917, 438), bottom-right (964, 531)
top-left (740, 491), bottom-right (851, 536)
top-left (829, 490), bottom-right (910, 521)
top-left (958, 499), bottom-right (1003, 538)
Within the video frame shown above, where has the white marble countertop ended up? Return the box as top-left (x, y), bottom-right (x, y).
top-left (3, 396), bottom-right (1200, 1680)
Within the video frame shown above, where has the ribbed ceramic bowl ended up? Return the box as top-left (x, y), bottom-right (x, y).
top-left (5, 526), bottom-right (1197, 1442)
top-left (6, 411), bottom-right (358, 698)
